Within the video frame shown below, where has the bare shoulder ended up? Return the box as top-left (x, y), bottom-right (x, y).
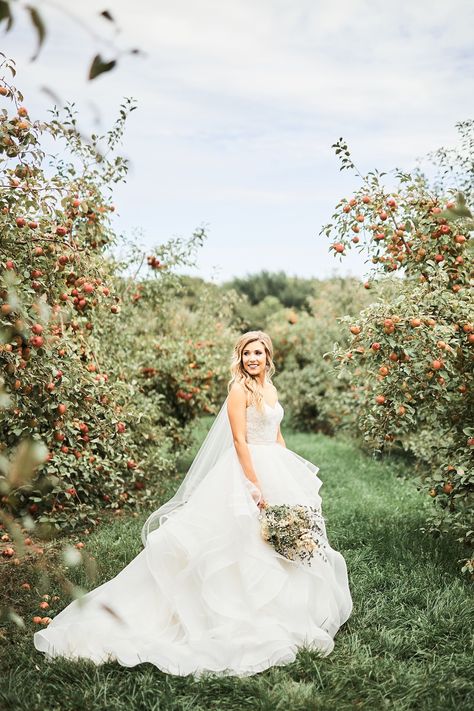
top-left (228, 382), bottom-right (248, 408)
top-left (269, 382), bottom-right (278, 397)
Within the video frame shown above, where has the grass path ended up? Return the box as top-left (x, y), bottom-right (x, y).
top-left (1, 427), bottom-right (472, 711)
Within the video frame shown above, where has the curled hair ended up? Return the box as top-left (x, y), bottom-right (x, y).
top-left (227, 331), bottom-right (275, 413)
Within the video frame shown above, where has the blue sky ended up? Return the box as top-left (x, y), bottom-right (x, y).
top-left (2, 0), bottom-right (473, 282)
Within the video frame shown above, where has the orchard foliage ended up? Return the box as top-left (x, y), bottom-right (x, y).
top-left (322, 139), bottom-right (472, 289)
top-left (269, 278), bottom-right (375, 434)
top-left (104, 233), bottom-right (238, 437)
top-left (226, 271), bottom-right (316, 313)
top-left (0, 60), bottom-right (144, 536)
top-left (322, 128), bottom-right (473, 577)
top-left (428, 119), bottom-right (474, 206)
top-left (0, 60), bottom-right (234, 562)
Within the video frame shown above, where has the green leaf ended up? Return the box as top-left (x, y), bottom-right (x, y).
top-left (100, 10), bottom-right (115, 22)
top-left (0, 1), bottom-right (13, 31)
top-left (442, 206), bottom-right (472, 220)
top-left (88, 54), bottom-right (117, 81)
top-left (456, 191), bottom-right (466, 207)
top-left (26, 5), bottom-right (46, 61)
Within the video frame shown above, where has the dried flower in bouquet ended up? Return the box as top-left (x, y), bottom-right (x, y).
top-left (258, 504), bottom-right (329, 565)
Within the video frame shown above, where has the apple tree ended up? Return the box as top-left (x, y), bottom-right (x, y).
top-left (0, 58), bottom-right (233, 551)
top-left (321, 125), bottom-right (473, 577)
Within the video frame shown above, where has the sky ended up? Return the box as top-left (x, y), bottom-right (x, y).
top-left (2, 0), bottom-right (473, 283)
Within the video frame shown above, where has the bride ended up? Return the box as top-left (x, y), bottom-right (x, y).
top-left (34, 330), bottom-right (353, 677)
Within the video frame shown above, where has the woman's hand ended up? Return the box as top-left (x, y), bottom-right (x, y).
top-left (251, 486), bottom-right (267, 509)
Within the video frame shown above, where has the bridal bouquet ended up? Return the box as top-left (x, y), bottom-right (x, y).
top-left (258, 504), bottom-right (329, 565)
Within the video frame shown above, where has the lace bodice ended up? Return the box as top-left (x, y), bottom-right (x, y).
top-left (246, 401), bottom-right (284, 444)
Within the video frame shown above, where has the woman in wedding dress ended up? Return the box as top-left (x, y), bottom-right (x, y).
top-left (34, 330), bottom-right (353, 677)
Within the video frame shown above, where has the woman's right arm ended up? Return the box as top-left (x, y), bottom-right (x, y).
top-left (227, 384), bottom-right (264, 505)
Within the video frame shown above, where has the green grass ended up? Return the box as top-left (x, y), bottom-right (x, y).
top-left (1, 427), bottom-right (473, 711)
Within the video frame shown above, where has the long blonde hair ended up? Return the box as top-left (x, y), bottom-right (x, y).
top-left (227, 331), bottom-right (276, 413)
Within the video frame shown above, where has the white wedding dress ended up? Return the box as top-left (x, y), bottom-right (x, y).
top-left (34, 401), bottom-right (353, 677)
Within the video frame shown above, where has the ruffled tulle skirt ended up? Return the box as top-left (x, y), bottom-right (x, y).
top-left (34, 443), bottom-right (353, 677)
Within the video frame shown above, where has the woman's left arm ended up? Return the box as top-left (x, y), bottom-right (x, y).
top-left (272, 385), bottom-right (286, 447)
top-left (276, 425), bottom-right (286, 448)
